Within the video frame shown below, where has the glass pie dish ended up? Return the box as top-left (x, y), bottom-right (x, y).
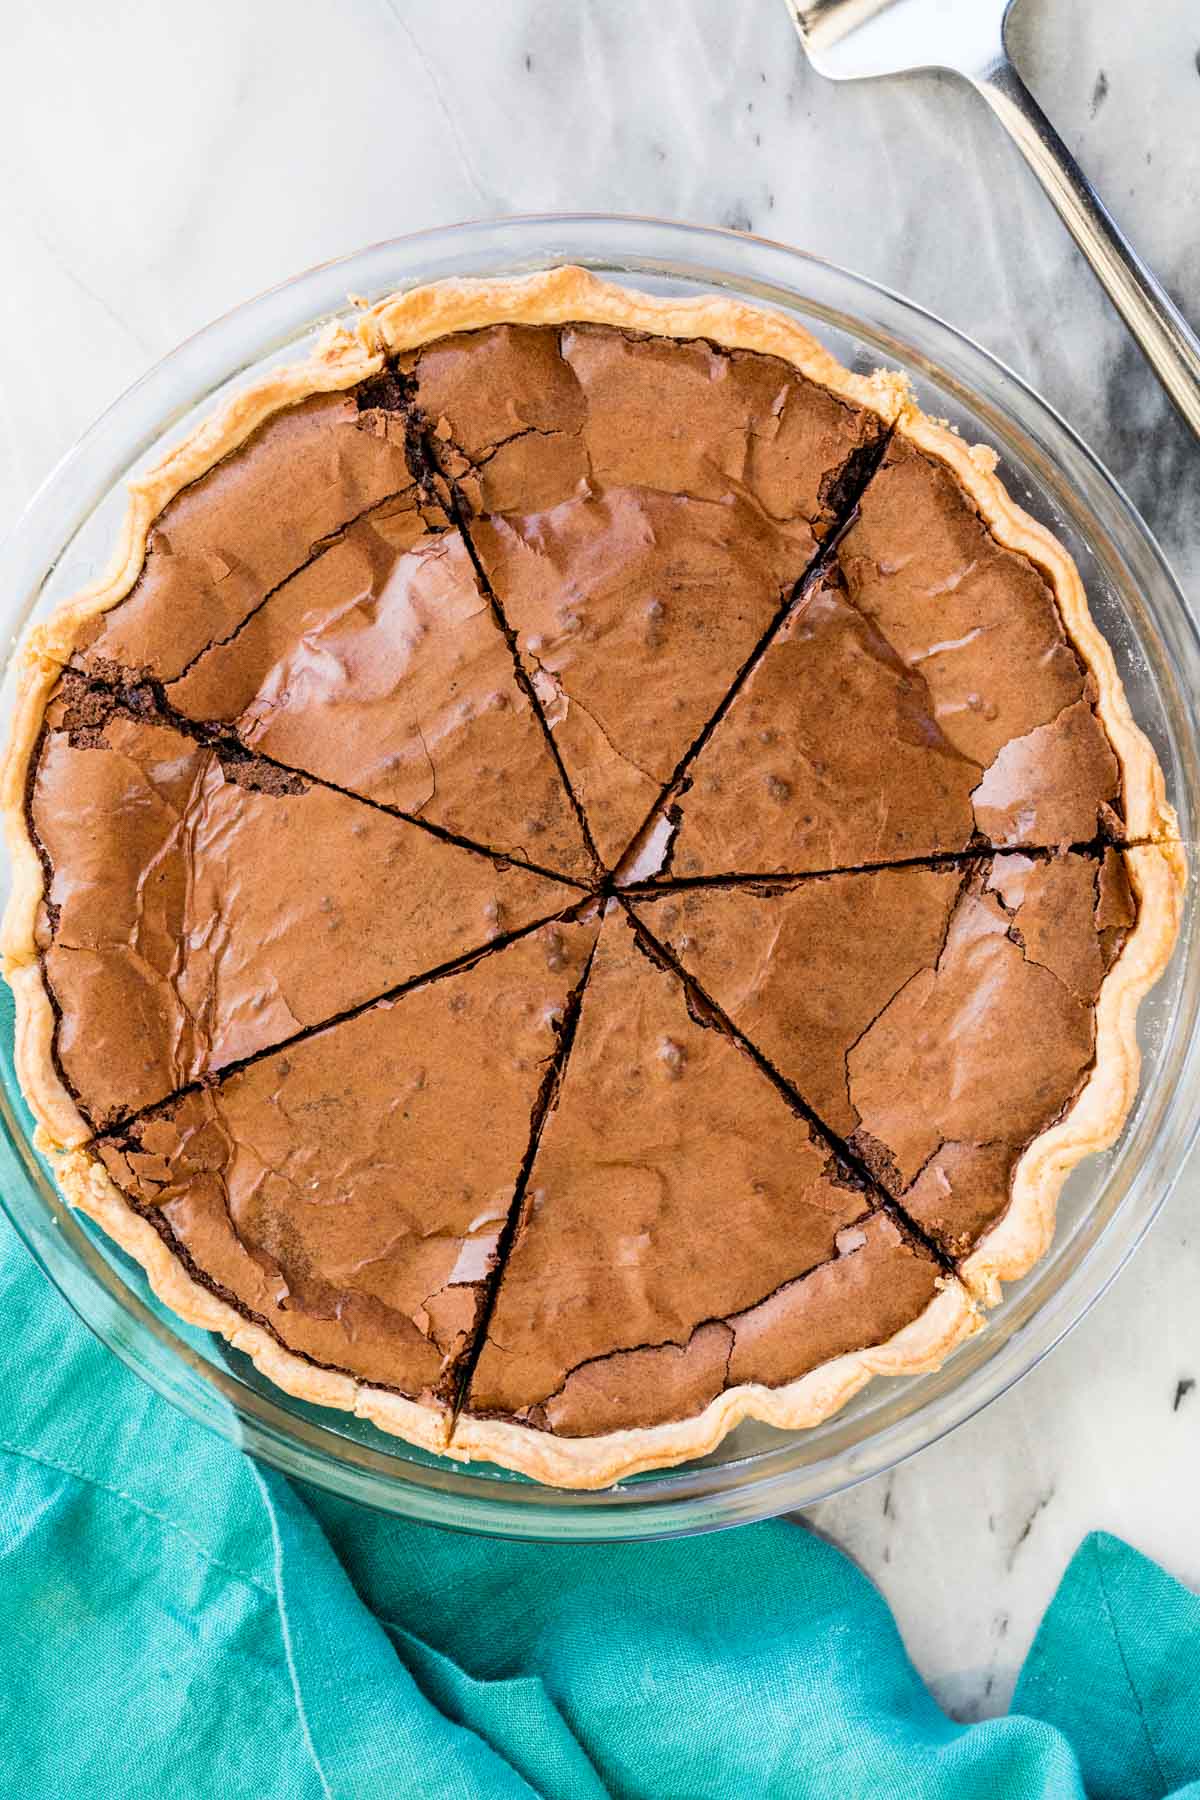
top-left (1, 213), bottom-right (1197, 1540)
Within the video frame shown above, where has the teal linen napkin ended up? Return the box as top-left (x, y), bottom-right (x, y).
top-left (1, 1211), bottom-right (1198, 1800)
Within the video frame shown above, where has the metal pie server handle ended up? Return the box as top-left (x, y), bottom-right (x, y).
top-left (976, 53), bottom-right (1200, 440)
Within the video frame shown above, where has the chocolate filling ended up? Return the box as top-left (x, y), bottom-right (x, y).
top-left (462, 907), bottom-right (942, 1436)
top-left (45, 668), bottom-right (587, 886)
top-left (402, 323), bottom-right (892, 868)
top-left (631, 847), bottom-right (1135, 1262)
top-left (29, 676), bottom-right (586, 1132)
top-left (96, 917), bottom-right (601, 1402)
top-left (24, 320), bottom-right (1156, 1445)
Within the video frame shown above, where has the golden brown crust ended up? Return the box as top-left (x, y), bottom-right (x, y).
top-left (448, 1282), bottom-right (979, 1487)
top-left (55, 1144), bottom-right (453, 1452)
top-left (897, 409), bottom-right (1179, 846)
top-left (0, 320), bottom-right (385, 987)
top-left (961, 842), bottom-right (1185, 1303)
top-left (55, 1126), bottom-right (977, 1484)
top-left (359, 263), bottom-right (910, 422)
top-left (0, 267), bottom-right (1183, 1488)
top-left (8, 961), bottom-right (91, 1148)
top-left (894, 408), bottom-right (1185, 1304)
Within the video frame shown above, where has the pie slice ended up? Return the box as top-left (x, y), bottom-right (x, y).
top-left (661, 560), bottom-right (980, 877)
top-left (666, 431), bottom-right (1123, 878)
top-left (631, 847), bottom-right (1141, 1291)
top-left (22, 677), bottom-right (575, 1138)
top-left (454, 905), bottom-right (972, 1486)
top-left (161, 498), bottom-right (592, 880)
top-left (84, 917), bottom-right (598, 1435)
top-left (403, 321), bottom-right (889, 866)
top-left (841, 433), bottom-right (1123, 848)
top-left (73, 379), bottom-right (431, 684)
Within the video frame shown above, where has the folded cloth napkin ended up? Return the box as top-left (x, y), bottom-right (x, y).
top-left (1, 1213), bottom-right (1198, 1800)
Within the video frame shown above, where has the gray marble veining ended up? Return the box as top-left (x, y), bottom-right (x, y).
top-left (1, 0), bottom-right (1198, 1723)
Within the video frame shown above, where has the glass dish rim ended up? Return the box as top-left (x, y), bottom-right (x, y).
top-left (2, 211), bottom-right (1198, 1542)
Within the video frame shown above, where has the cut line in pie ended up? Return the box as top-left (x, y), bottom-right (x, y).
top-left (628, 845), bottom-right (1143, 1297)
top-left (644, 436), bottom-right (1124, 882)
top-left (402, 319), bottom-right (892, 866)
top-left (18, 675), bottom-right (580, 1143)
top-left (88, 915), bottom-right (600, 1440)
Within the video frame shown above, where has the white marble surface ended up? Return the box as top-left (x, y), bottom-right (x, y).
top-left (2, 0), bottom-right (1199, 1724)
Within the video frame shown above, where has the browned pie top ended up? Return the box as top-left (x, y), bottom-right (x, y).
top-left (632, 847), bottom-right (1135, 1259)
top-left (665, 434), bottom-right (1122, 879)
top-left (405, 323), bottom-right (887, 864)
top-left (14, 309), bottom-right (1159, 1457)
top-left (96, 919), bottom-right (598, 1398)
top-left (75, 388), bottom-right (426, 683)
top-left (465, 907), bottom-right (941, 1436)
top-left (30, 677), bottom-right (573, 1129)
top-left (158, 497), bottom-right (593, 881)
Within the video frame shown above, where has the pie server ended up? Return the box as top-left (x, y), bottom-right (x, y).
top-left (785, 0), bottom-right (1200, 439)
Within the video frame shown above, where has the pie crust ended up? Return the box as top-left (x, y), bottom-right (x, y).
top-left (1, 266), bottom-right (1184, 1488)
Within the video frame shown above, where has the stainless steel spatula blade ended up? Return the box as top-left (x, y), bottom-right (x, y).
top-left (787, 0), bottom-right (1004, 81)
top-left (784, 0), bottom-right (1200, 438)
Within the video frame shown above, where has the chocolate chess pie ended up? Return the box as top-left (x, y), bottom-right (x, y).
top-left (3, 269), bottom-right (1182, 1487)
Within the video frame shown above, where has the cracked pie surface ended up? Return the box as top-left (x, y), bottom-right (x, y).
top-left (2, 268), bottom-right (1183, 1488)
